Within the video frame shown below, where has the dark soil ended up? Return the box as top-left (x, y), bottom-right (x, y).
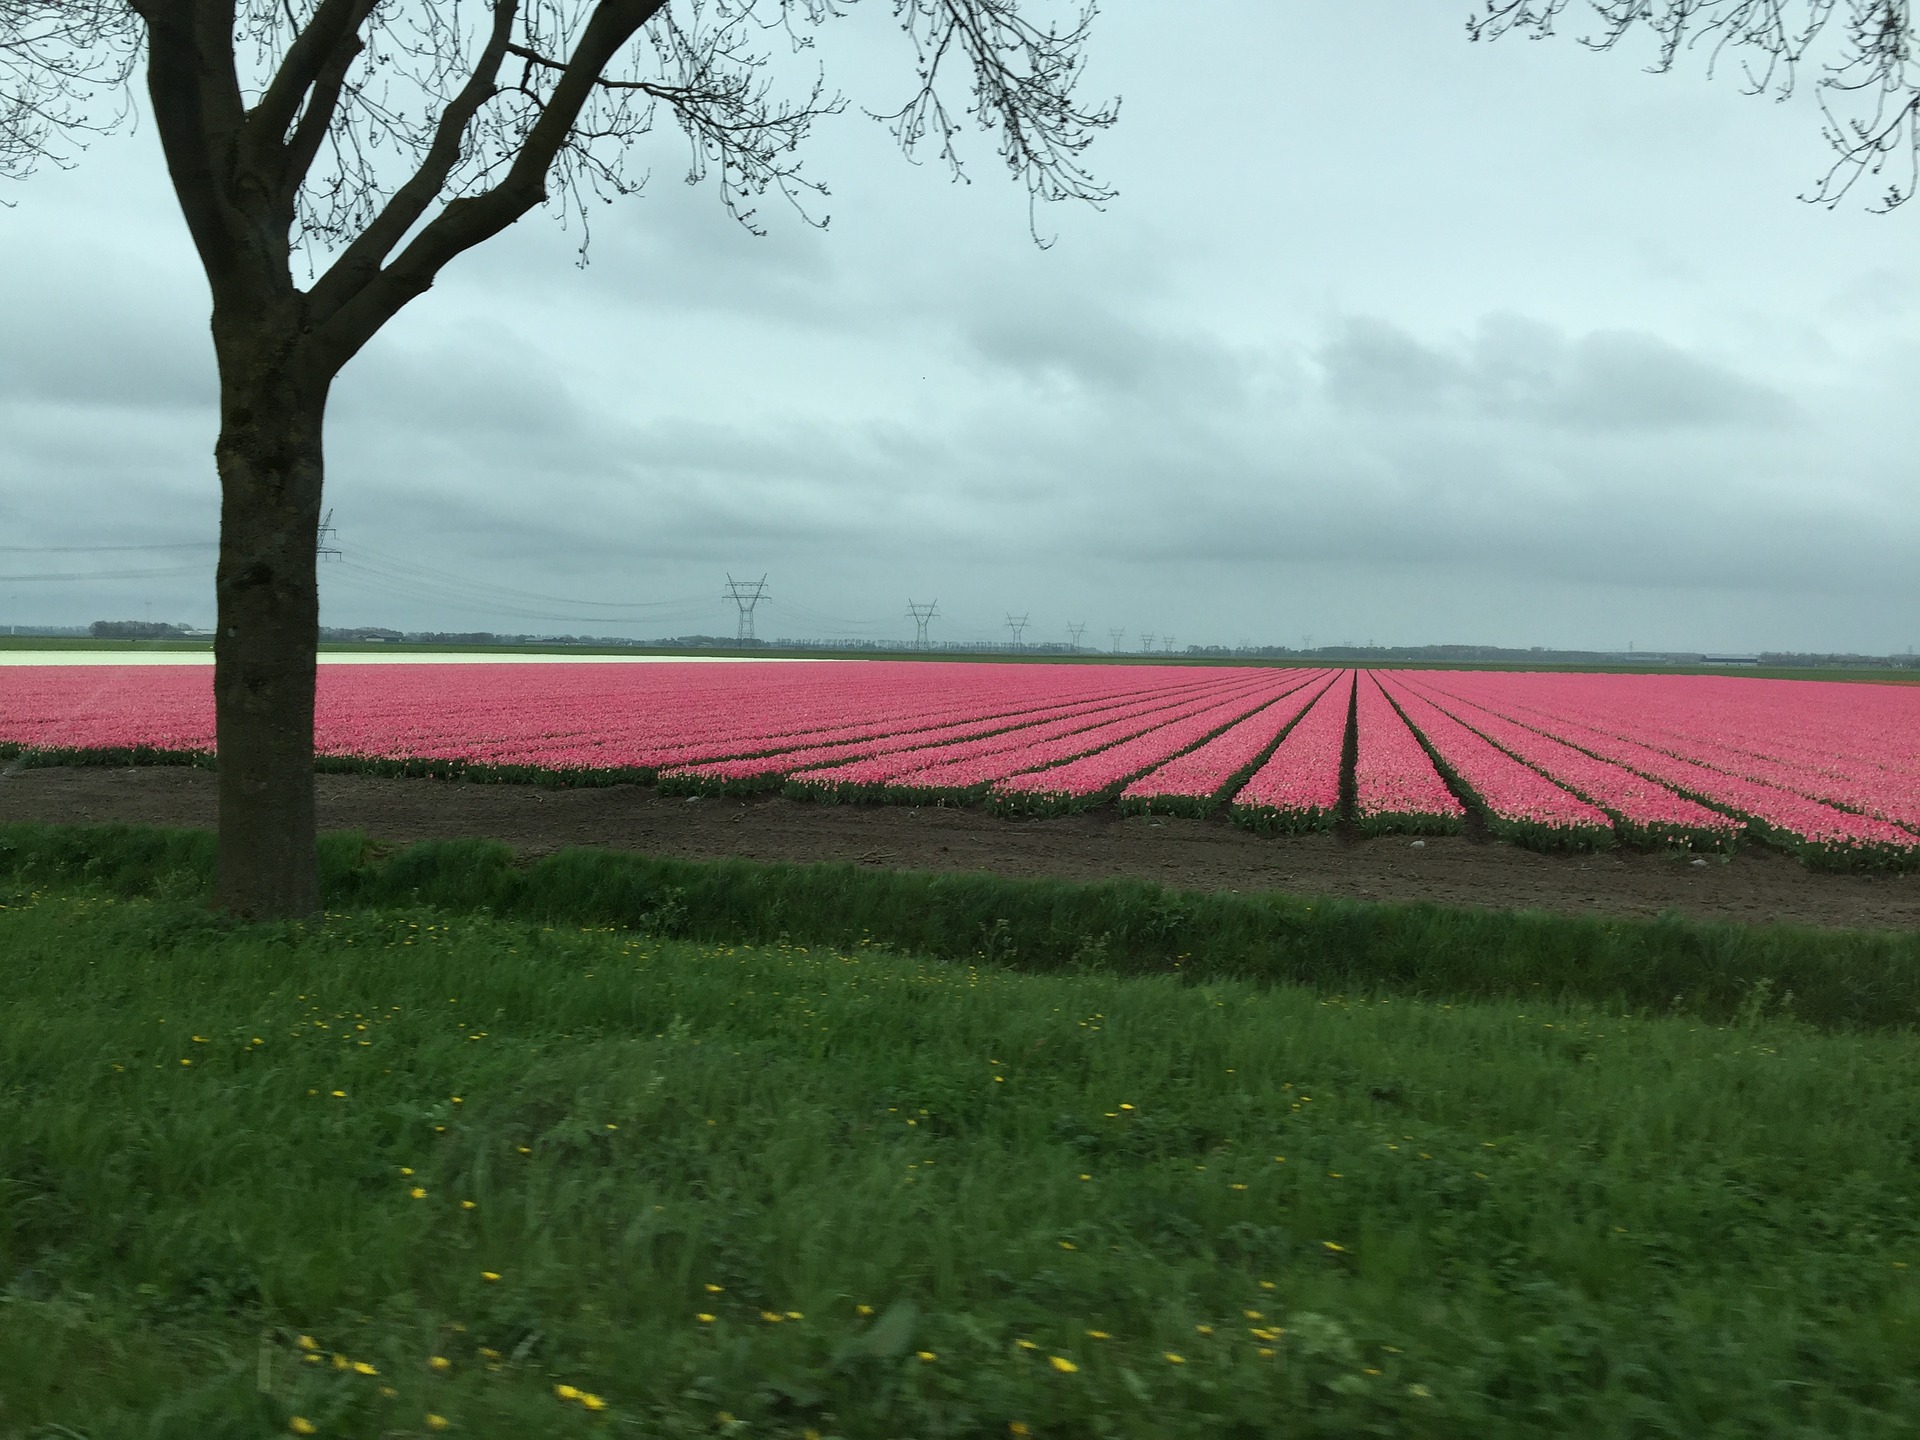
top-left (5, 764), bottom-right (1917, 933)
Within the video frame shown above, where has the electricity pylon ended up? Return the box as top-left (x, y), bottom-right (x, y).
top-left (1066, 621), bottom-right (1086, 652)
top-left (907, 598), bottom-right (939, 650)
top-left (1108, 627), bottom-right (1125, 653)
top-left (1162, 634), bottom-right (1176, 654)
top-left (724, 574), bottom-right (769, 643)
top-left (1139, 631), bottom-right (1155, 654)
top-left (317, 508), bottom-right (341, 563)
top-left (1005, 613), bottom-right (1029, 648)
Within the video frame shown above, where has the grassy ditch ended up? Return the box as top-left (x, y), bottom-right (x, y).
top-left (3, 878), bottom-right (1919, 1437)
top-left (3, 822), bottom-right (1920, 1033)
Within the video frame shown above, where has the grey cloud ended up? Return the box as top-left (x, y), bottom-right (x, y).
top-left (1320, 313), bottom-right (1792, 431)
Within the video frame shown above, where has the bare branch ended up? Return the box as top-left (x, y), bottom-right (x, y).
top-left (870, 0), bottom-right (1119, 244)
top-left (1468, 1), bottom-right (1920, 209)
top-left (0, 0), bottom-right (139, 194)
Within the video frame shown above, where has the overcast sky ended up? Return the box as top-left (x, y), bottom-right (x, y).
top-left (3, 1), bottom-right (1917, 653)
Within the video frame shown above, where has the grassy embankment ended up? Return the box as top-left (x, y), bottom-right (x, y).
top-left (2, 825), bottom-right (1919, 1437)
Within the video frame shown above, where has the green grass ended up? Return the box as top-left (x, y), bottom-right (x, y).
top-left (2, 875), bottom-right (1918, 1438)
top-left (6, 822), bottom-right (1920, 1033)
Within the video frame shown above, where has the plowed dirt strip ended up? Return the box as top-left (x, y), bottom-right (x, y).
top-left (1378, 677), bottom-right (1612, 845)
top-left (1229, 672), bottom-right (1352, 831)
top-left (1119, 672), bottom-right (1336, 815)
top-left (988, 672), bottom-right (1315, 815)
top-left (1416, 675), bottom-right (1916, 860)
top-left (1352, 674), bottom-right (1463, 834)
top-left (656, 673), bottom-right (1247, 786)
top-left (792, 674), bottom-right (1284, 800)
top-left (1393, 675), bottom-right (1739, 849)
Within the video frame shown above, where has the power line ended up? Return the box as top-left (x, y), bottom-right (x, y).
top-left (0, 542), bottom-right (215, 554)
top-left (0, 564), bottom-right (207, 582)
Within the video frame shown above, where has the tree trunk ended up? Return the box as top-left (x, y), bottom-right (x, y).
top-left (211, 313), bottom-right (330, 919)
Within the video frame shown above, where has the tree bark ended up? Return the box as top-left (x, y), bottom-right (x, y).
top-left (211, 309), bottom-right (330, 919)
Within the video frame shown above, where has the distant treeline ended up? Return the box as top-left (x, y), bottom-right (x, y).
top-left (87, 621), bottom-right (198, 640)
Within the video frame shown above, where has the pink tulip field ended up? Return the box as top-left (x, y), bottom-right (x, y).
top-left (4, 658), bottom-right (1919, 867)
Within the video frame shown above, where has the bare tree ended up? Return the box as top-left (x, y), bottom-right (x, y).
top-left (1, 0), bottom-right (1116, 918)
top-left (1469, 1), bottom-right (1920, 211)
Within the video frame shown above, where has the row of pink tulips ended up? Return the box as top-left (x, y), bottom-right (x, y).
top-left (787, 674), bottom-right (1285, 802)
top-left (1351, 674), bottom-right (1464, 833)
top-left (1447, 674), bottom-right (1920, 835)
top-left (659, 674), bottom-right (1259, 794)
top-left (1417, 671), bottom-right (1918, 864)
top-left (1377, 677), bottom-right (1612, 847)
top-left (1228, 673), bottom-right (1352, 832)
top-left (987, 672), bottom-right (1316, 816)
top-left (1117, 672), bottom-right (1338, 816)
top-left (1394, 676), bottom-right (1740, 850)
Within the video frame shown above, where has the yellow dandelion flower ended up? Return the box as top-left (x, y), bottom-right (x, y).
top-left (916, 1350), bottom-right (937, 1362)
top-left (379, 1386), bottom-right (397, 1398)
top-left (1230, 1183), bottom-right (1247, 1191)
top-left (430, 1356), bottom-right (451, 1372)
top-left (554, 1384), bottom-right (580, 1400)
top-left (1078, 1173), bottom-right (1091, 1181)
top-left (331, 1090), bottom-right (346, 1098)
top-left (1015, 1338), bottom-right (1038, 1350)
top-left (760, 1311), bottom-right (784, 1323)
top-left (1259, 1280), bottom-right (1275, 1290)
top-left (1049, 1355), bottom-right (1079, 1374)
top-left (1086, 1329), bottom-right (1110, 1339)
top-left (481, 1271), bottom-right (500, 1282)
top-left (410, 1187), bottom-right (427, 1200)
top-left (1164, 1352), bottom-right (1185, 1364)
top-left (180, 1059), bottom-right (192, 1066)
top-left (425, 1417), bottom-right (449, 1432)
top-left (296, 1335), bottom-right (318, 1350)
top-left (1009, 1426), bottom-right (1032, 1438)
top-left (1244, 1310), bottom-right (1263, 1320)
top-left (352, 1360), bottom-right (377, 1375)
top-left (704, 1283), bottom-right (724, 1293)
top-left (332, 1353), bottom-right (349, 1370)
top-left (1058, 1240), bottom-right (1076, 1250)
top-left (1323, 1241), bottom-right (1346, 1253)
top-left (399, 1167), bottom-right (414, 1176)
top-left (289, 1420), bottom-right (317, 1436)
top-left (460, 1200), bottom-right (476, 1210)
top-left (785, 1310), bottom-right (803, 1320)
top-left (1195, 1324), bottom-right (1213, 1335)
top-left (517, 1145), bottom-right (532, 1154)
top-left (1258, 1346), bottom-right (1276, 1357)
top-left (579, 1393), bottom-right (607, 1411)
top-left (696, 1313), bottom-right (716, 1323)
top-left (855, 1304), bottom-right (874, 1316)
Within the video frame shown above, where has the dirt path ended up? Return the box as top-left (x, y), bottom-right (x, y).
top-left (3, 764), bottom-right (1916, 932)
